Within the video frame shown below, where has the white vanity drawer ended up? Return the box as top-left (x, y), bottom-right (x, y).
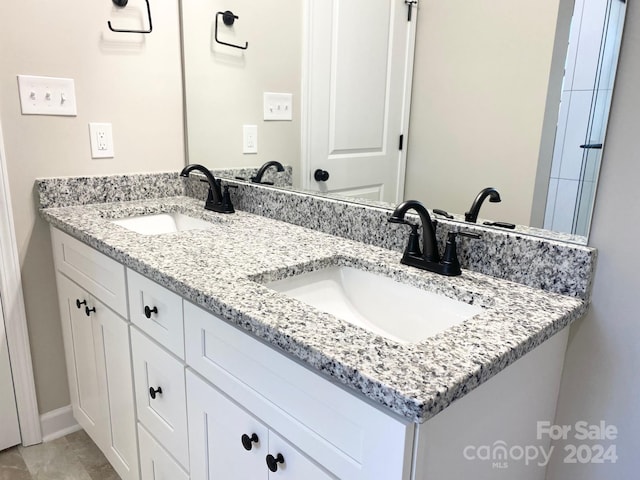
top-left (183, 301), bottom-right (413, 480)
top-left (127, 269), bottom-right (185, 358)
top-left (131, 328), bottom-right (189, 470)
top-left (51, 227), bottom-right (127, 317)
top-left (138, 423), bottom-right (189, 480)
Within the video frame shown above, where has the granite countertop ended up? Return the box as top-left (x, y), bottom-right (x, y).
top-left (41, 196), bottom-right (586, 424)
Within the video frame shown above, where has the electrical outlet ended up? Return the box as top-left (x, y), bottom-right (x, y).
top-left (243, 125), bottom-right (258, 154)
top-left (89, 123), bottom-right (114, 158)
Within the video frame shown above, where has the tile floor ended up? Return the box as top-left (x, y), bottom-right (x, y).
top-left (0, 430), bottom-right (119, 480)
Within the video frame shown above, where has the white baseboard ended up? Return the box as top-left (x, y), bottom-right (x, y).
top-left (40, 405), bottom-right (81, 442)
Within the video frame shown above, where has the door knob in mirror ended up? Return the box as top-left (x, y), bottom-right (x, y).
top-left (314, 169), bottom-right (330, 182)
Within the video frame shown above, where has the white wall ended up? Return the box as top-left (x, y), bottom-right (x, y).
top-left (405, 0), bottom-right (569, 226)
top-left (0, 0), bottom-right (185, 413)
top-left (182, 0), bottom-right (301, 175)
top-left (547, 1), bottom-right (640, 477)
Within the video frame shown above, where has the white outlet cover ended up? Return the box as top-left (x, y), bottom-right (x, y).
top-left (89, 123), bottom-right (114, 158)
top-left (17, 75), bottom-right (77, 116)
top-left (243, 125), bottom-right (258, 154)
top-left (263, 92), bottom-right (293, 121)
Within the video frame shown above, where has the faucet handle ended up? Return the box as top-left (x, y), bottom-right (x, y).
top-left (433, 209), bottom-right (454, 219)
top-left (220, 183), bottom-right (237, 213)
top-left (440, 230), bottom-right (481, 276)
top-left (455, 231), bottom-right (481, 240)
top-left (388, 217), bottom-right (423, 257)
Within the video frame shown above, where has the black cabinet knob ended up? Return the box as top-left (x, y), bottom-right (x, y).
top-left (241, 433), bottom-right (259, 451)
top-left (85, 306), bottom-right (96, 317)
top-left (313, 169), bottom-right (330, 182)
top-left (266, 453), bottom-right (284, 472)
top-left (149, 386), bottom-right (163, 399)
top-left (76, 299), bottom-right (87, 309)
top-left (144, 305), bottom-right (158, 318)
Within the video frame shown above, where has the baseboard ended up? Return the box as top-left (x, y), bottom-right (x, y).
top-left (40, 405), bottom-right (81, 442)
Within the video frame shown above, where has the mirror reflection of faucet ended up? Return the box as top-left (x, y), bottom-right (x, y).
top-left (464, 187), bottom-right (516, 229)
top-left (388, 200), bottom-right (480, 276)
top-left (465, 187), bottom-right (501, 223)
top-left (251, 161), bottom-right (285, 185)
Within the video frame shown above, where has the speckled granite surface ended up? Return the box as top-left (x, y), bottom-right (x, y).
top-left (40, 195), bottom-right (587, 423)
top-left (35, 166), bottom-right (292, 209)
top-left (37, 172), bottom-right (598, 300)
top-left (183, 178), bottom-right (597, 301)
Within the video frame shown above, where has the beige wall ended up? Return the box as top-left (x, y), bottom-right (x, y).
top-left (405, 0), bottom-right (567, 226)
top-left (0, 0), bottom-right (185, 413)
top-left (182, 0), bottom-right (301, 176)
top-left (547, 1), bottom-right (640, 477)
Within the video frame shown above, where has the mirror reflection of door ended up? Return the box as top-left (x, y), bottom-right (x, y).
top-left (303, 0), bottom-right (417, 203)
top-left (544, 0), bottom-right (626, 236)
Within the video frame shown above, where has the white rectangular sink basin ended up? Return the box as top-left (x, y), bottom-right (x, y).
top-left (111, 212), bottom-right (215, 235)
top-left (266, 266), bottom-right (482, 344)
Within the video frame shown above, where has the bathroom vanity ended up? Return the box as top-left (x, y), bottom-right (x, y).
top-left (38, 173), bottom-right (594, 480)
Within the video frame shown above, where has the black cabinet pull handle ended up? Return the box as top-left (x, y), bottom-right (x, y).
top-left (266, 453), bottom-right (284, 472)
top-left (144, 305), bottom-right (158, 318)
top-left (241, 433), bottom-right (259, 451)
top-left (76, 299), bottom-right (87, 309)
top-left (85, 306), bottom-right (96, 317)
top-left (149, 386), bottom-right (163, 399)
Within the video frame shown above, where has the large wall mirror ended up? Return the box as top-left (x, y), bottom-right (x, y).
top-left (181, 0), bottom-right (626, 243)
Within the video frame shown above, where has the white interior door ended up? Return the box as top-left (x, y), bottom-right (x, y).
top-left (303, 0), bottom-right (417, 203)
top-left (0, 294), bottom-right (21, 451)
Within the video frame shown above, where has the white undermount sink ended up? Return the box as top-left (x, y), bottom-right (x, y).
top-left (266, 266), bottom-right (482, 344)
top-left (111, 212), bottom-right (215, 235)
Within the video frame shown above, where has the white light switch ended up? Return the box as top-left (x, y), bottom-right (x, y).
top-left (243, 125), bottom-right (258, 154)
top-left (89, 123), bottom-right (114, 158)
top-left (17, 75), bottom-right (77, 116)
top-left (263, 92), bottom-right (293, 121)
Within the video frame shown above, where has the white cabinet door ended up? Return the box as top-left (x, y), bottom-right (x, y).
top-left (139, 423), bottom-right (189, 480)
top-left (57, 273), bottom-right (139, 480)
top-left (92, 301), bottom-right (139, 480)
top-left (56, 274), bottom-right (103, 445)
top-left (187, 370), bottom-right (268, 479)
top-left (132, 328), bottom-right (189, 470)
top-left (187, 371), bottom-right (333, 480)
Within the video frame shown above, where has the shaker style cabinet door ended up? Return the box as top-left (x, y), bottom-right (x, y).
top-left (187, 370), bottom-right (269, 479)
top-left (56, 274), bottom-right (103, 445)
top-left (132, 328), bottom-right (189, 470)
top-left (186, 371), bottom-right (334, 480)
top-left (56, 273), bottom-right (139, 480)
top-left (92, 298), bottom-right (139, 480)
top-left (138, 424), bottom-right (189, 480)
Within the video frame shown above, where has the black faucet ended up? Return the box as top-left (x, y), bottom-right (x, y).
top-left (180, 164), bottom-right (235, 214)
top-left (389, 200), bottom-right (478, 276)
top-left (464, 187), bottom-right (501, 223)
top-left (251, 161), bottom-right (285, 184)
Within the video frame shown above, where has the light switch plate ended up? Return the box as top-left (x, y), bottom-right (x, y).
top-left (89, 123), bottom-right (114, 158)
top-left (17, 75), bottom-right (77, 116)
top-left (263, 92), bottom-right (293, 121)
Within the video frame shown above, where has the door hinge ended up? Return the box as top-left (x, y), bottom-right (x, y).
top-left (405, 0), bottom-right (418, 21)
top-left (399, 134), bottom-right (404, 150)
